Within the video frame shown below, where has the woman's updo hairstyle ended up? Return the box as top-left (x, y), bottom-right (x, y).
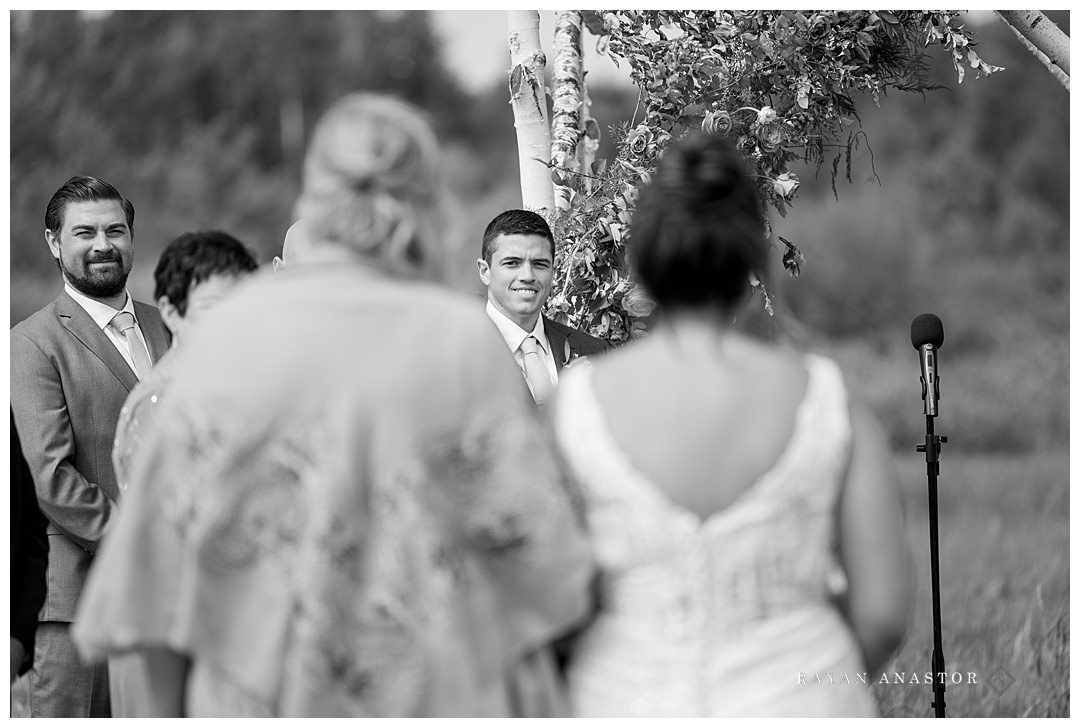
top-left (630, 132), bottom-right (767, 311)
top-left (294, 93), bottom-right (443, 275)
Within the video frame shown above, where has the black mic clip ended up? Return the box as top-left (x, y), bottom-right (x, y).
top-left (918, 343), bottom-right (941, 418)
top-left (917, 346), bottom-right (941, 404)
top-left (916, 433), bottom-right (948, 465)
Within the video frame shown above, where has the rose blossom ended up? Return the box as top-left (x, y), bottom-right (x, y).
top-left (627, 126), bottom-right (654, 157)
top-left (772, 172), bottom-right (800, 198)
top-left (702, 110), bottom-right (734, 136)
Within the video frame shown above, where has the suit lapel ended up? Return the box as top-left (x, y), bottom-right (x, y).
top-left (543, 316), bottom-right (570, 371)
top-left (133, 300), bottom-right (170, 363)
top-left (55, 293), bottom-right (139, 391)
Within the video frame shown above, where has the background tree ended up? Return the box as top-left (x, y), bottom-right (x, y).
top-left (10, 10), bottom-right (474, 321)
top-left (995, 9), bottom-right (1069, 90)
top-left (506, 10), bottom-right (555, 212)
top-left (550, 11), bottom-right (587, 212)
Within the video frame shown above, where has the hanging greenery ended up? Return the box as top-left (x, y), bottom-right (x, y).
top-left (542, 10), bottom-right (1002, 344)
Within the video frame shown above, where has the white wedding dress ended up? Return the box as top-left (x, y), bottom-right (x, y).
top-left (555, 355), bottom-right (878, 717)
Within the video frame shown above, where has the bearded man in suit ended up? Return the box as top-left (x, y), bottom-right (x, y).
top-left (477, 209), bottom-right (608, 406)
top-left (10, 175), bottom-right (171, 717)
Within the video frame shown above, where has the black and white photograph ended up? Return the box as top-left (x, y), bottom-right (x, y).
top-left (7, 9), bottom-right (1069, 718)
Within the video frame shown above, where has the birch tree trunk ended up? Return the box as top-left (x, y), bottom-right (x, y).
top-left (550, 11), bottom-right (584, 212)
top-left (995, 10), bottom-right (1070, 91)
top-left (578, 85), bottom-right (601, 195)
top-left (507, 10), bottom-right (554, 212)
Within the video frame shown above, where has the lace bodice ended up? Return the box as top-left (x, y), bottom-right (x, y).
top-left (555, 354), bottom-right (876, 717)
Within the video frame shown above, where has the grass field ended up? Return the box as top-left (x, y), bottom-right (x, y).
top-left (870, 449), bottom-right (1069, 717)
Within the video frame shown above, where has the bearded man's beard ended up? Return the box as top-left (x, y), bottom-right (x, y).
top-left (63, 251), bottom-right (129, 298)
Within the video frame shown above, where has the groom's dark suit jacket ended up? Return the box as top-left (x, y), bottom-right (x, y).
top-left (10, 291), bottom-right (170, 624)
top-left (543, 316), bottom-right (609, 369)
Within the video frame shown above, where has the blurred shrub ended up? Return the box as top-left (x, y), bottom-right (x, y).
top-left (828, 304), bottom-right (1067, 454)
top-left (776, 185), bottom-right (917, 340)
top-left (10, 9), bottom-right (474, 318)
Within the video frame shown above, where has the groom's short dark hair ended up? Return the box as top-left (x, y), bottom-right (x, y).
top-left (481, 209), bottom-right (556, 262)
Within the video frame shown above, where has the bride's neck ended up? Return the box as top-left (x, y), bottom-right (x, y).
top-left (659, 306), bottom-right (742, 360)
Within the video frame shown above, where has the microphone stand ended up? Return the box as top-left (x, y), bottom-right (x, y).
top-left (917, 412), bottom-right (947, 717)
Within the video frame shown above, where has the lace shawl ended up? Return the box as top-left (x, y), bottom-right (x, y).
top-left (72, 265), bottom-right (594, 717)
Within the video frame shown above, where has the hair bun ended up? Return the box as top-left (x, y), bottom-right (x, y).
top-left (628, 132), bottom-right (767, 311)
top-left (303, 94), bottom-right (439, 202)
top-left (293, 93), bottom-right (445, 275)
top-left (655, 138), bottom-right (741, 211)
top-left (694, 146), bottom-right (738, 197)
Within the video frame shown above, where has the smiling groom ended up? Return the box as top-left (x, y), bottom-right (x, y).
top-left (477, 209), bottom-right (608, 406)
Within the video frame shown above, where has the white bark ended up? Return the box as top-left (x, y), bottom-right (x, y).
top-left (507, 10), bottom-right (554, 212)
top-left (551, 10), bottom-right (584, 212)
top-left (995, 10), bottom-right (1070, 91)
top-left (579, 84), bottom-right (600, 195)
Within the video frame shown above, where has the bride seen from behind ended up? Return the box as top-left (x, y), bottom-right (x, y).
top-left (553, 132), bottom-right (914, 717)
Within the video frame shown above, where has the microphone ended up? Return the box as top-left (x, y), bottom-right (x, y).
top-left (910, 313), bottom-right (949, 717)
top-left (911, 313), bottom-right (944, 417)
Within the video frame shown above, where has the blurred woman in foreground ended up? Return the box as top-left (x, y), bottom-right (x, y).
top-left (554, 132), bottom-right (914, 717)
top-left (72, 93), bottom-right (593, 717)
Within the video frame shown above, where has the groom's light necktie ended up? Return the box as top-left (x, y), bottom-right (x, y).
top-left (520, 335), bottom-right (554, 405)
top-left (109, 311), bottom-right (153, 380)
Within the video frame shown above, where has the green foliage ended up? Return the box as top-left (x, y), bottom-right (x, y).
top-left (544, 10), bottom-right (1001, 344)
top-left (543, 122), bottom-right (656, 342)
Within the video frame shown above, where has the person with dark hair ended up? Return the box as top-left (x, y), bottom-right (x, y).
top-left (152, 230), bottom-right (260, 340)
top-left (10, 175), bottom-right (171, 717)
top-left (72, 94), bottom-right (592, 717)
top-left (552, 133), bottom-right (914, 717)
top-left (101, 229), bottom-right (257, 716)
top-left (111, 228), bottom-right (258, 493)
top-left (477, 209), bottom-right (608, 405)
top-left (43, 176), bottom-right (136, 248)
